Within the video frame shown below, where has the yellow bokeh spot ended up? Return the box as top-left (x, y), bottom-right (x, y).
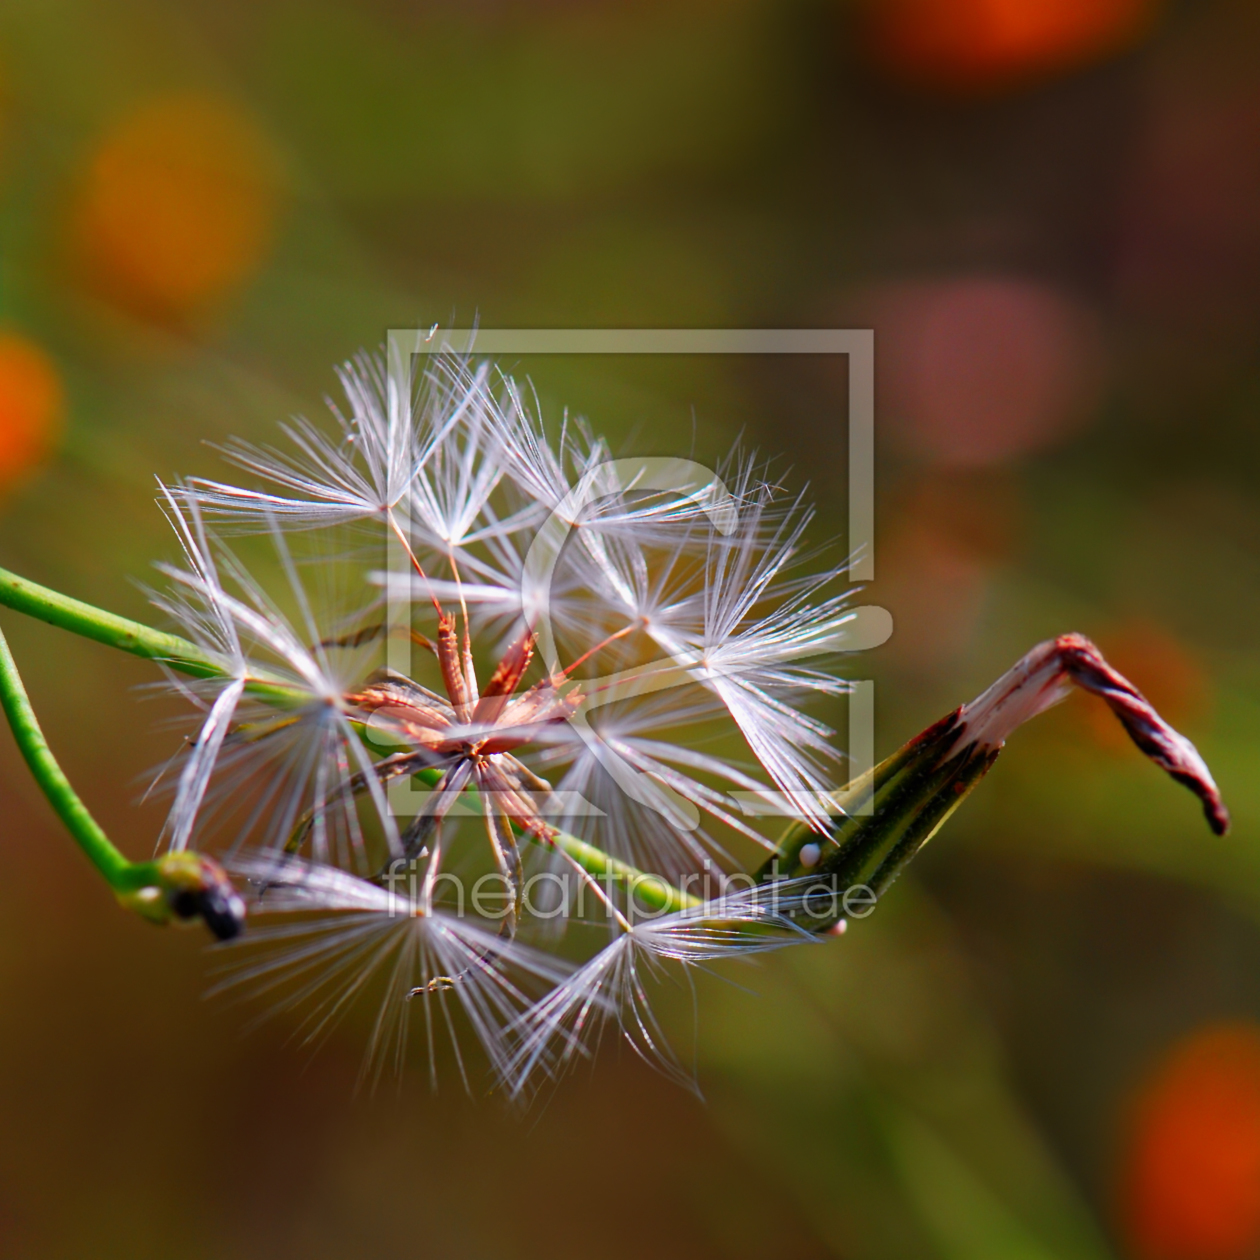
top-left (0, 332), bottom-right (64, 493)
top-left (74, 94), bottom-right (280, 322)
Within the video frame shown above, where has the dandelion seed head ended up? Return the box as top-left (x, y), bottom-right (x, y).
top-left (153, 349), bottom-right (862, 1090)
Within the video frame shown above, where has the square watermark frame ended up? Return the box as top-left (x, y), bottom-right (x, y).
top-left (383, 327), bottom-right (882, 820)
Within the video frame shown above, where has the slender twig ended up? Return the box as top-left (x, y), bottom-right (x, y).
top-left (0, 564), bottom-right (694, 915)
top-left (0, 620), bottom-right (157, 892)
top-left (405, 766), bottom-right (699, 914)
top-left (0, 565), bottom-right (307, 707)
top-left (0, 565), bottom-right (218, 676)
top-left (0, 619), bottom-right (246, 937)
top-left (1, 568), bottom-right (1226, 936)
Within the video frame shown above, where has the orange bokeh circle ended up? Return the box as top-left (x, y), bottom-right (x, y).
top-left (865, 0), bottom-right (1162, 95)
top-left (1121, 1023), bottom-right (1260, 1260)
top-left (73, 95), bottom-right (280, 322)
top-left (0, 332), bottom-right (63, 493)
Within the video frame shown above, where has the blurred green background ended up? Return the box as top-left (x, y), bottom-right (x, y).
top-left (1, 0), bottom-right (1260, 1256)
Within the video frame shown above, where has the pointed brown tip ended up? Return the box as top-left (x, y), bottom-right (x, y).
top-left (1056, 634), bottom-right (1229, 837)
top-left (952, 633), bottom-right (1229, 837)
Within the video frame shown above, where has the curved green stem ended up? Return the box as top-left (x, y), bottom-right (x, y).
top-left (0, 565), bottom-right (217, 677)
top-left (2, 566), bottom-right (1222, 940)
top-left (549, 830), bottom-right (698, 914)
top-left (0, 564), bottom-right (694, 915)
top-left (407, 766), bottom-right (698, 914)
top-left (0, 565), bottom-right (307, 707)
top-left (0, 621), bottom-right (158, 893)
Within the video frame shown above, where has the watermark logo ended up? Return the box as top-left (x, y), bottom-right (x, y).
top-left (381, 327), bottom-right (889, 838)
top-left (376, 855), bottom-right (879, 927)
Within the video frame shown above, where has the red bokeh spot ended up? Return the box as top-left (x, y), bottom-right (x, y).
top-left (872, 276), bottom-right (1103, 468)
top-left (1121, 1023), bottom-right (1260, 1260)
top-left (865, 0), bottom-right (1162, 95)
top-left (73, 95), bottom-right (280, 323)
top-left (0, 332), bottom-right (64, 494)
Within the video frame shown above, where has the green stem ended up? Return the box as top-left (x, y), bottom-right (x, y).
top-left (0, 621), bottom-right (157, 893)
top-left (408, 767), bottom-right (698, 914)
top-left (0, 565), bottom-right (217, 676)
top-left (0, 565), bottom-right (307, 707)
top-left (549, 831), bottom-right (698, 914)
top-left (0, 561), bottom-right (1001, 928)
top-left (5, 568), bottom-right (1218, 942)
top-left (0, 564), bottom-right (694, 914)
